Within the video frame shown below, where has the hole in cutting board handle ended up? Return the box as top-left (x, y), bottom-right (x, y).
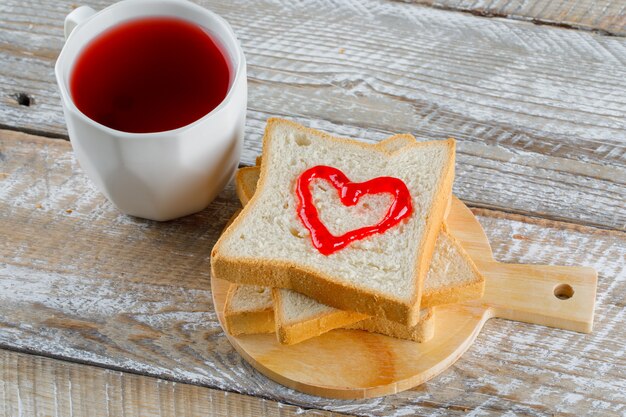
top-left (554, 283), bottom-right (574, 300)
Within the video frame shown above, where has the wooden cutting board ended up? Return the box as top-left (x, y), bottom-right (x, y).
top-left (211, 196), bottom-right (597, 399)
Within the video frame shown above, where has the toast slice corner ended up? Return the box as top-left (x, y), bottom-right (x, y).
top-left (223, 283), bottom-right (274, 336)
top-left (212, 119), bottom-right (456, 326)
top-left (272, 288), bottom-right (368, 345)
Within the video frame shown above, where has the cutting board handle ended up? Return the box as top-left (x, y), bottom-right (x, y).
top-left (477, 261), bottom-right (597, 333)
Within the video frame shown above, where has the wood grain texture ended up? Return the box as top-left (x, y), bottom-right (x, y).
top-left (1, 0), bottom-right (625, 229)
top-left (0, 349), bottom-right (344, 417)
top-left (1, 131), bottom-right (625, 416)
top-left (404, 0), bottom-right (626, 36)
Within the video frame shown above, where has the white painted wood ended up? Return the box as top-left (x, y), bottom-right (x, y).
top-left (1, 131), bottom-right (624, 416)
top-left (0, 0), bottom-right (625, 229)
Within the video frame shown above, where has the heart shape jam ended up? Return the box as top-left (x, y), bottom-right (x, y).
top-left (295, 165), bottom-right (413, 255)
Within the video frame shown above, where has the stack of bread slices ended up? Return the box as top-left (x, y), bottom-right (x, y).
top-left (211, 118), bottom-right (485, 345)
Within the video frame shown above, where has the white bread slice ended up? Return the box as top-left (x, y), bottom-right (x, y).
top-left (229, 136), bottom-right (436, 344)
top-left (223, 284), bottom-right (274, 335)
top-left (212, 118), bottom-right (455, 326)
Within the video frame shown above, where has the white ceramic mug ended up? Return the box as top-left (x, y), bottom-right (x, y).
top-left (55, 0), bottom-right (247, 221)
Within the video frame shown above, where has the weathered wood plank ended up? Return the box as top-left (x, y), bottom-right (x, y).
top-left (0, 0), bottom-right (625, 229)
top-left (405, 0), bottom-right (626, 36)
top-left (0, 349), bottom-right (344, 417)
top-left (1, 131), bottom-right (625, 416)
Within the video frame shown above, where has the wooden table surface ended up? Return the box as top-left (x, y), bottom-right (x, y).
top-left (1, 1), bottom-right (625, 416)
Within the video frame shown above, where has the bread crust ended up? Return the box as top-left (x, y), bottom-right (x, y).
top-left (272, 288), bottom-right (368, 345)
top-left (234, 167), bottom-right (258, 206)
top-left (346, 307), bottom-right (435, 342)
top-left (211, 118), bottom-right (456, 326)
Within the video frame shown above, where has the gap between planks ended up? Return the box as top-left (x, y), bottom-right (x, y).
top-left (399, 0), bottom-right (626, 37)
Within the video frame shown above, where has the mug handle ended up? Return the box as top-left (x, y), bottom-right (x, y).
top-left (64, 6), bottom-right (96, 40)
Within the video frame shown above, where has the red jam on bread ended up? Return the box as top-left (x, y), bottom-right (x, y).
top-left (295, 165), bottom-right (413, 255)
